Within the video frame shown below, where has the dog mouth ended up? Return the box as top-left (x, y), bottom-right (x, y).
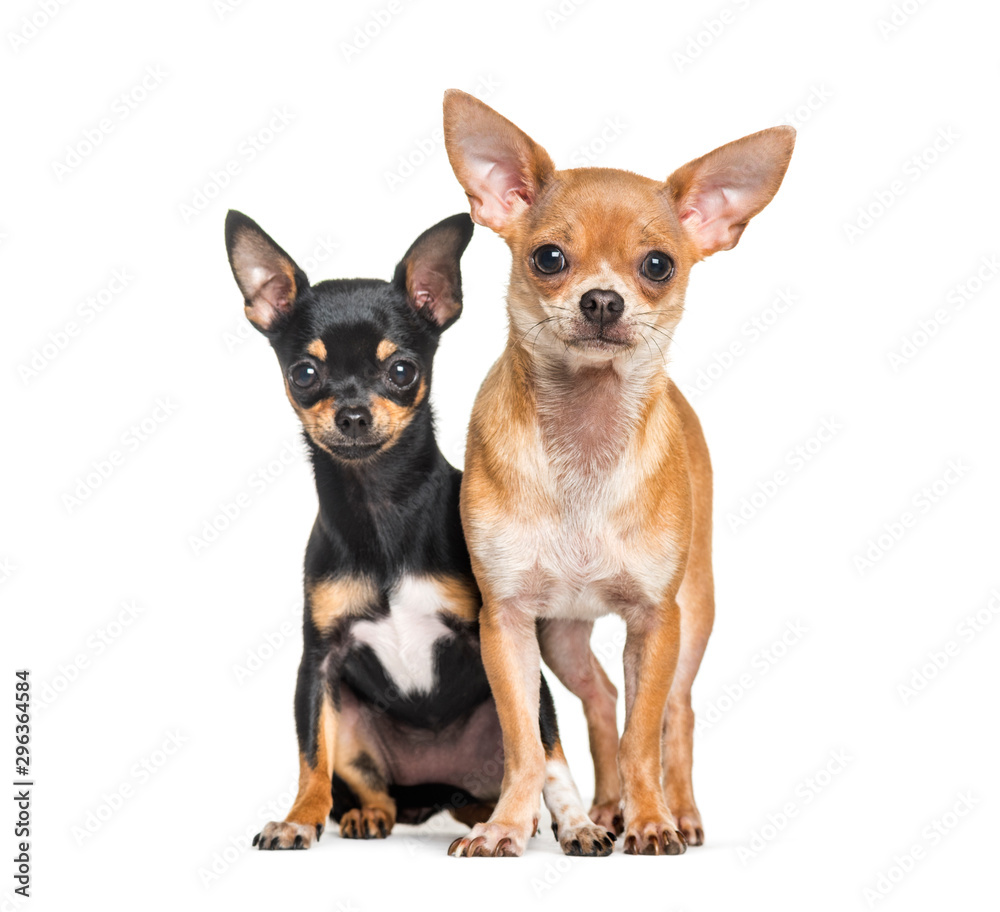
top-left (317, 437), bottom-right (389, 461)
top-left (566, 327), bottom-right (634, 351)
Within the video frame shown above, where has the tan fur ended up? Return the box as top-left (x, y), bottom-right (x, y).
top-left (369, 391), bottom-right (419, 449)
top-left (358, 380), bottom-right (427, 455)
top-left (276, 693), bottom-right (338, 842)
top-left (308, 576), bottom-right (378, 633)
top-left (284, 379), bottom-right (337, 451)
top-left (376, 339), bottom-right (398, 361)
top-left (306, 339), bottom-right (327, 360)
top-left (427, 573), bottom-right (480, 623)
top-left (286, 379), bottom-right (426, 458)
top-left (443, 90), bottom-right (793, 855)
top-left (254, 679), bottom-right (338, 849)
top-left (442, 582), bottom-right (548, 855)
top-left (661, 386), bottom-right (715, 844)
top-left (334, 726), bottom-right (396, 838)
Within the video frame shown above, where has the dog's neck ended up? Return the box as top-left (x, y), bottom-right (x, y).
top-left (507, 328), bottom-right (669, 471)
top-left (309, 409), bottom-right (448, 541)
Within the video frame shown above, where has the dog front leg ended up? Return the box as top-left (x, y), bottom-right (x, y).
top-left (449, 603), bottom-right (546, 857)
top-left (618, 600), bottom-right (687, 855)
top-left (255, 656), bottom-right (337, 850)
top-left (333, 689), bottom-right (396, 840)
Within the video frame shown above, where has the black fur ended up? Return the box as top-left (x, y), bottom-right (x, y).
top-left (226, 209), bottom-right (566, 826)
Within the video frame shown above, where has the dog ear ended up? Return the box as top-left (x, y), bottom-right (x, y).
top-left (225, 210), bottom-right (308, 332)
top-left (393, 213), bottom-right (474, 332)
top-left (666, 126), bottom-right (795, 259)
top-left (443, 90), bottom-right (555, 235)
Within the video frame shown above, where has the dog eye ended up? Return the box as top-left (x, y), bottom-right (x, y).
top-left (388, 360), bottom-right (418, 389)
top-left (641, 251), bottom-right (674, 282)
top-left (289, 361), bottom-right (319, 389)
top-left (532, 245), bottom-right (566, 275)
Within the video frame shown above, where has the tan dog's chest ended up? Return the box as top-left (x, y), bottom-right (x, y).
top-left (463, 363), bottom-right (691, 619)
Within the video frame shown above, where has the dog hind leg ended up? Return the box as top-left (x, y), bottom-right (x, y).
top-left (539, 618), bottom-right (622, 834)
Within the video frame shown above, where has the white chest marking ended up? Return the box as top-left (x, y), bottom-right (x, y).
top-left (351, 576), bottom-right (454, 695)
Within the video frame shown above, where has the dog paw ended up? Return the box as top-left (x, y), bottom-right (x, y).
top-left (588, 800), bottom-right (624, 836)
top-left (448, 820), bottom-right (533, 857)
top-left (673, 808), bottom-right (704, 846)
top-left (253, 820), bottom-right (323, 850)
top-left (622, 818), bottom-right (687, 856)
top-left (556, 821), bottom-right (615, 857)
top-left (339, 807), bottom-right (393, 840)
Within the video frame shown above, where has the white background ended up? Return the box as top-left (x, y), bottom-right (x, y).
top-left (3, 0), bottom-right (998, 909)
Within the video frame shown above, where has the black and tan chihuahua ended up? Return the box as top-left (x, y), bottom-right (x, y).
top-left (225, 210), bottom-right (613, 855)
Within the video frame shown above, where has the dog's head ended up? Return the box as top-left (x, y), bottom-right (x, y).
top-left (443, 90), bottom-right (794, 366)
top-left (225, 211), bottom-right (473, 461)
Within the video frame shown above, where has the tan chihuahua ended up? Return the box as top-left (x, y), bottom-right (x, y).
top-left (442, 90), bottom-right (794, 856)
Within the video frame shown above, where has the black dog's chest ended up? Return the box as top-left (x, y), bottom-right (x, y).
top-left (339, 577), bottom-right (491, 730)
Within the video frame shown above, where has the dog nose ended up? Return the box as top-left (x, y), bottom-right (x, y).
top-left (335, 406), bottom-right (373, 439)
top-left (579, 289), bottom-right (625, 325)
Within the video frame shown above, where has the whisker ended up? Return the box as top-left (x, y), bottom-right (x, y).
top-left (515, 315), bottom-right (559, 346)
top-left (646, 331), bottom-right (667, 366)
top-left (637, 321), bottom-right (676, 343)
